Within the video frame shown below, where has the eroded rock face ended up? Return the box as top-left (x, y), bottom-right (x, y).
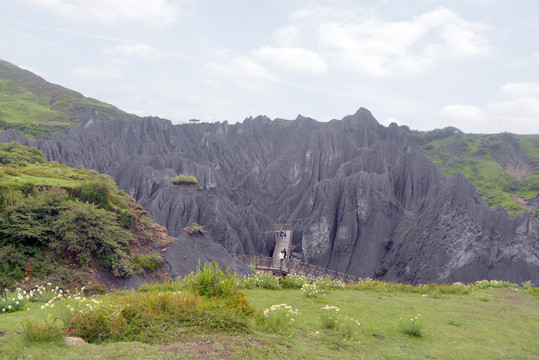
top-left (0, 108), bottom-right (537, 284)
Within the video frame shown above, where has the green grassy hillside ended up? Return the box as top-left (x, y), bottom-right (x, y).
top-left (406, 127), bottom-right (539, 218)
top-left (0, 268), bottom-right (537, 359)
top-left (0, 60), bottom-right (137, 138)
top-left (0, 143), bottom-right (169, 290)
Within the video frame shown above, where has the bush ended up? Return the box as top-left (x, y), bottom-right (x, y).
top-left (120, 210), bottom-right (135, 229)
top-left (71, 174), bottom-right (117, 209)
top-left (183, 222), bottom-right (205, 235)
top-left (130, 253), bottom-right (164, 271)
top-left (111, 255), bottom-right (134, 278)
top-left (0, 142), bottom-right (45, 166)
top-left (0, 188), bottom-right (67, 248)
top-left (52, 201), bottom-right (133, 269)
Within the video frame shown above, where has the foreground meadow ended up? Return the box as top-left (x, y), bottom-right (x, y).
top-left (0, 266), bottom-right (537, 360)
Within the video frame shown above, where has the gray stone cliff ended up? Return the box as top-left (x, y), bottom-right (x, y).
top-left (1, 108), bottom-right (537, 284)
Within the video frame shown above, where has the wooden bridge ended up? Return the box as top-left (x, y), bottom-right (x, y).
top-left (231, 224), bottom-right (361, 284)
top-left (231, 254), bottom-right (362, 284)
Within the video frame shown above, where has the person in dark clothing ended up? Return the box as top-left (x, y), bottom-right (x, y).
top-left (283, 248), bottom-right (287, 259)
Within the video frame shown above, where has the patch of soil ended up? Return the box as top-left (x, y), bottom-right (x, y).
top-left (497, 288), bottom-right (538, 308)
top-left (161, 339), bottom-right (231, 359)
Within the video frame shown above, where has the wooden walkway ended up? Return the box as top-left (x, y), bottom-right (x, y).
top-left (231, 254), bottom-right (362, 284)
top-left (271, 224), bottom-right (293, 270)
top-left (231, 223), bottom-right (361, 284)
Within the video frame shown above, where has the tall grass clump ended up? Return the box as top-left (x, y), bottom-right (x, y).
top-left (68, 279), bottom-right (254, 344)
top-left (23, 318), bottom-right (65, 344)
top-left (1, 288), bottom-right (29, 313)
top-left (256, 304), bottom-right (298, 334)
top-left (301, 283), bottom-right (326, 298)
top-left (251, 271), bottom-right (281, 290)
top-left (186, 260), bottom-right (238, 298)
top-left (279, 274), bottom-right (308, 289)
top-left (319, 305), bottom-right (341, 329)
top-left (315, 277), bottom-right (346, 290)
top-left (398, 314), bottom-right (424, 337)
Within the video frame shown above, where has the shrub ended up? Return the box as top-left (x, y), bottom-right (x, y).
top-left (71, 174), bottom-right (117, 209)
top-left (183, 222), bottom-right (206, 235)
top-left (111, 254), bottom-right (134, 278)
top-left (0, 187), bottom-right (67, 248)
top-left (120, 209), bottom-right (135, 229)
top-left (171, 174), bottom-right (198, 185)
top-left (0, 142), bottom-right (45, 166)
top-left (130, 253), bottom-right (164, 271)
top-left (52, 201), bottom-right (133, 269)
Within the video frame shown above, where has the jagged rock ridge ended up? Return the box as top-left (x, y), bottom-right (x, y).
top-left (0, 108), bottom-right (537, 284)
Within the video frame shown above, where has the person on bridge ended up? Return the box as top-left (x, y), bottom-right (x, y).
top-left (283, 230), bottom-right (287, 239)
top-left (283, 248), bottom-right (287, 259)
top-left (279, 249), bottom-right (285, 268)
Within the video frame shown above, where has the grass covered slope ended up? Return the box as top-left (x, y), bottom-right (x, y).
top-left (407, 127), bottom-right (539, 218)
top-left (0, 143), bottom-right (169, 290)
top-left (0, 266), bottom-right (537, 360)
top-left (0, 59), bottom-right (136, 138)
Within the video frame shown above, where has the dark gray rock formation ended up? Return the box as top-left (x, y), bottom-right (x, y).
top-left (0, 108), bottom-right (537, 284)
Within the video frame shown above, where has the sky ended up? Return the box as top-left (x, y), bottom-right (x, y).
top-left (1, 0), bottom-right (538, 134)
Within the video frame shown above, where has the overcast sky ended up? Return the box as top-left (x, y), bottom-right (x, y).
top-left (1, 0), bottom-right (538, 133)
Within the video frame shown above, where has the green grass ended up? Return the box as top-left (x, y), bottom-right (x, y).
top-left (171, 175), bottom-right (198, 185)
top-left (0, 279), bottom-right (537, 359)
top-left (0, 60), bottom-right (137, 137)
top-left (412, 129), bottom-right (539, 218)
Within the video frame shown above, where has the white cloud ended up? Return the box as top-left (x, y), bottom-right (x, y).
top-left (70, 61), bottom-right (125, 80)
top-left (206, 52), bottom-right (278, 92)
top-left (507, 58), bottom-right (529, 68)
top-left (103, 43), bottom-right (159, 62)
top-left (271, 26), bottom-right (302, 47)
top-left (316, 7), bottom-right (491, 77)
top-left (435, 82), bottom-right (539, 134)
top-left (22, 0), bottom-right (182, 28)
top-left (498, 82), bottom-right (539, 100)
top-left (253, 47), bottom-right (327, 75)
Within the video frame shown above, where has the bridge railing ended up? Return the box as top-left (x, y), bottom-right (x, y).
top-left (231, 254), bottom-right (362, 284)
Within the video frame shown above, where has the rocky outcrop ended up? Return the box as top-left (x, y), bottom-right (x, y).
top-left (0, 108), bottom-right (537, 284)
